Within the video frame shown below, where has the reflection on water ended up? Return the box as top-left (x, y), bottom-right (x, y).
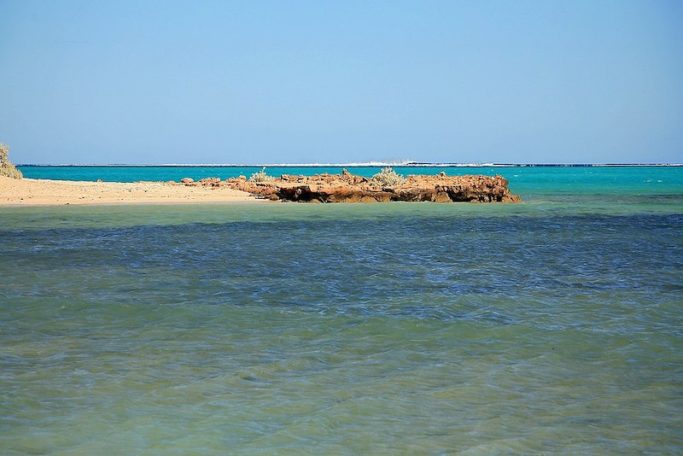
top-left (1, 198), bottom-right (682, 454)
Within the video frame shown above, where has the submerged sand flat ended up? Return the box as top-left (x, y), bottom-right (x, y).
top-left (0, 176), bottom-right (260, 206)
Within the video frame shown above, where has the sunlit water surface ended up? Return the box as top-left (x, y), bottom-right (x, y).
top-left (1, 168), bottom-right (682, 454)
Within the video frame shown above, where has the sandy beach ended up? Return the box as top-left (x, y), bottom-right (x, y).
top-left (0, 176), bottom-right (261, 206)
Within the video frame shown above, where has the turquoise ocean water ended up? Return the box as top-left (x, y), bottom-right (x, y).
top-left (17, 164), bottom-right (683, 197)
top-left (2, 166), bottom-right (682, 454)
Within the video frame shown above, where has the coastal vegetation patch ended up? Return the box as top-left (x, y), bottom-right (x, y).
top-left (0, 144), bottom-right (22, 179)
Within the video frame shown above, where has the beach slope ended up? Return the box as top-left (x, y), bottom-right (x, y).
top-left (0, 176), bottom-right (259, 206)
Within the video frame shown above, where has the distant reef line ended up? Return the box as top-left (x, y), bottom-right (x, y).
top-left (16, 163), bottom-right (683, 168)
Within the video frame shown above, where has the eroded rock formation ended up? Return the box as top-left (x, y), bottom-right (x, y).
top-left (179, 169), bottom-right (521, 203)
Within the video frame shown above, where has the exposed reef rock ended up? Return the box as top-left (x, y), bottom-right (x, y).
top-left (179, 170), bottom-right (520, 203)
top-left (0, 144), bottom-right (22, 179)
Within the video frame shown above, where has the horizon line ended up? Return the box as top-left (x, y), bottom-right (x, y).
top-left (15, 162), bottom-right (683, 168)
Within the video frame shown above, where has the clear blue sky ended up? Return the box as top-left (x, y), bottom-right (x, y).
top-left (1, 0), bottom-right (682, 164)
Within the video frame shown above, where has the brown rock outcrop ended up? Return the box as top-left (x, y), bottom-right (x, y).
top-left (179, 170), bottom-right (520, 203)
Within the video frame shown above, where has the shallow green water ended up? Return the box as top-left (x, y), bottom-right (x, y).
top-left (1, 171), bottom-right (683, 454)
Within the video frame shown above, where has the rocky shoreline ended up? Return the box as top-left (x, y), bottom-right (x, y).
top-left (180, 169), bottom-right (520, 203)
